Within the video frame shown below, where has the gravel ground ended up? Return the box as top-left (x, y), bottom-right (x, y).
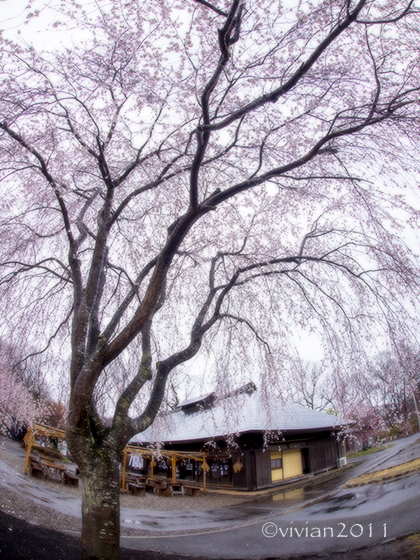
top-left (0, 441), bottom-right (83, 533)
top-left (0, 438), bottom-right (251, 535)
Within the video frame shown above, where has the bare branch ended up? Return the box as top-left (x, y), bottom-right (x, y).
top-left (192, 0), bottom-right (229, 17)
top-left (357, 1), bottom-right (418, 24)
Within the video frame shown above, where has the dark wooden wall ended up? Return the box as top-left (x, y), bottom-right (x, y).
top-left (308, 436), bottom-right (338, 473)
top-left (231, 451), bottom-right (253, 489)
top-left (254, 450), bottom-right (272, 489)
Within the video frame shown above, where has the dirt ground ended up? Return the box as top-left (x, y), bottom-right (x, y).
top-left (1, 509), bottom-right (419, 560)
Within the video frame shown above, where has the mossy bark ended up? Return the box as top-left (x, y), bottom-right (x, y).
top-left (80, 460), bottom-right (121, 560)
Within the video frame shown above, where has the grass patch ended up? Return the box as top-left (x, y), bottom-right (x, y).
top-left (405, 532), bottom-right (420, 560)
top-left (345, 457), bottom-right (420, 488)
top-left (347, 446), bottom-right (386, 459)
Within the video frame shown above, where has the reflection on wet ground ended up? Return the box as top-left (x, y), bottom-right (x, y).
top-left (272, 487), bottom-right (304, 502)
top-left (253, 470), bottom-right (353, 509)
top-left (253, 435), bottom-right (420, 511)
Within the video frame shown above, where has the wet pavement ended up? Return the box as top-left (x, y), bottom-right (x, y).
top-left (0, 457), bottom-right (82, 518)
top-left (1, 433), bottom-right (420, 558)
top-left (121, 475), bottom-right (420, 558)
top-left (120, 436), bottom-right (420, 558)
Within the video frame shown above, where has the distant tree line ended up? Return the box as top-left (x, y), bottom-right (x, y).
top-left (287, 343), bottom-right (420, 447)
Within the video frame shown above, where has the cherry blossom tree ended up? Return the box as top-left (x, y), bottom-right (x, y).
top-left (300, 344), bottom-right (420, 448)
top-left (0, 340), bottom-right (52, 402)
top-left (344, 402), bottom-right (386, 449)
top-left (0, 340), bottom-right (58, 435)
top-left (0, 355), bottom-right (49, 437)
top-left (1, 1), bottom-right (420, 558)
top-left (364, 345), bottom-right (420, 430)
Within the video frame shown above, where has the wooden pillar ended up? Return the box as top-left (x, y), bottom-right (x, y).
top-left (172, 455), bottom-right (176, 483)
top-left (121, 449), bottom-right (128, 492)
top-left (245, 451), bottom-right (255, 491)
top-left (24, 428), bottom-right (34, 475)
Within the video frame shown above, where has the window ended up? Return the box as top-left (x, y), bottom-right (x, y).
top-left (270, 451), bottom-right (283, 482)
top-left (271, 458), bottom-right (282, 469)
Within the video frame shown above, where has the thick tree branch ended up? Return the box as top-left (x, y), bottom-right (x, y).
top-left (190, 0), bottom-right (243, 209)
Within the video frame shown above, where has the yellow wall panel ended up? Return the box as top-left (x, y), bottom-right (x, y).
top-left (271, 468), bottom-right (283, 482)
top-left (282, 449), bottom-right (303, 479)
top-left (270, 451), bottom-right (283, 482)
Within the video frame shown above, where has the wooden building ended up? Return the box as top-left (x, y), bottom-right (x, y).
top-left (129, 383), bottom-right (347, 491)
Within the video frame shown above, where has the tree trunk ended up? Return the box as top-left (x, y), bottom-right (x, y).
top-left (80, 460), bottom-right (121, 560)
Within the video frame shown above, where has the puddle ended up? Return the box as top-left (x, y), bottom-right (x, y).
top-left (272, 488), bottom-right (305, 502)
top-left (310, 492), bottom-right (367, 514)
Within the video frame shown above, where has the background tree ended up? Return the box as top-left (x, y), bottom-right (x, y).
top-left (0, 340), bottom-right (66, 434)
top-left (0, 353), bottom-right (50, 437)
top-left (1, 1), bottom-right (420, 558)
top-left (289, 344), bottom-right (420, 449)
top-left (287, 361), bottom-right (335, 411)
top-left (364, 344), bottom-right (420, 433)
top-left (0, 340), bottom-right (51, 402)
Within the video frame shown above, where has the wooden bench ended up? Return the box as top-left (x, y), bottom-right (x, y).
top-left (28, 456), bottom-right (43, 479)
top-left (40, 458), bottom-right (68, 482)
top-left (182, 482), bottom-right (202, 496)
top-left (63, 469), bottom-right (79, 487)
top-left (128, 482), bottom-right (146, 496)
top-left (146, 477), bottom-right (171, 497)
top-left (121, 472), bottom-right (145, 493)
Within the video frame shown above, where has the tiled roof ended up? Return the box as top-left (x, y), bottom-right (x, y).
top-left (129, 390), bottom-right (343, 445)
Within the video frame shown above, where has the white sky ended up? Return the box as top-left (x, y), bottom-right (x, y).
top-left (1, 0), bottom-right (38, 36)
top-left (0, 0), bottom-right (86, 48)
